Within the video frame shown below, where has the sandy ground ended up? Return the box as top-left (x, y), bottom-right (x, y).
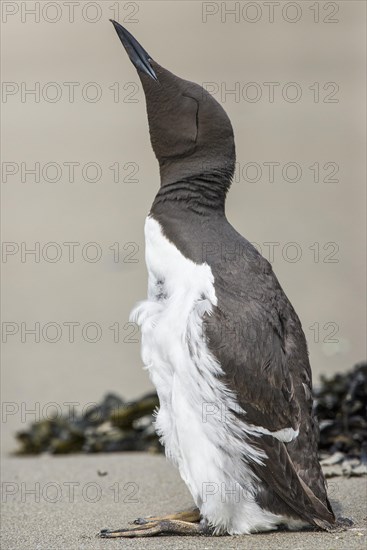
top-left (1, 453), bottom-right (366, 550)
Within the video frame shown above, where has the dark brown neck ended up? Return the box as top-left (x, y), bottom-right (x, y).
top-left (152, 169), bottom-right (233, 216)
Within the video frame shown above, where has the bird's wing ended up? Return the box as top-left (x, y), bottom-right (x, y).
top-left (203, 263), bottom-right (334, 526)
top-left (248, 432), bottom-right (335, 528)
top-left (204, 271), bottom-right (305, 437)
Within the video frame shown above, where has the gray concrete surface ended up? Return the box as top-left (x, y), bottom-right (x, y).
top-left (1, 453), bottom-right (366, 550)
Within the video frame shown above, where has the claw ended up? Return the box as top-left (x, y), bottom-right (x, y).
top-left (98, 519), bottom-right (206, 538)
top-left (98, 522), bottom-right (161, 538)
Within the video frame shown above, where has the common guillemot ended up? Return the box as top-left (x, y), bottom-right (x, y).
top-left (100, 20), bottom-right (336, 537)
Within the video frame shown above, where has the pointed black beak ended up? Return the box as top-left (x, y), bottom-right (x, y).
top-left (110, 20), bottom-right (158, 82)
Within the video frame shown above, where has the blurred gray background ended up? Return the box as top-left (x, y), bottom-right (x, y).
top-left (1, 1), bottom-right (366, 453)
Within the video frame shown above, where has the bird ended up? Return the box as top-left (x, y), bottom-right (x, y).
top-left (100, 20), bottom-right (336, 538)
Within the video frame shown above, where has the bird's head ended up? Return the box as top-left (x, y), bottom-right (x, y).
top-left (110, 20), bottom-right (235, 188)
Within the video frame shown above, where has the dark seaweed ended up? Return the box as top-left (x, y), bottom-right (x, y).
top-left (14, 363), bottom-right (366, 459)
